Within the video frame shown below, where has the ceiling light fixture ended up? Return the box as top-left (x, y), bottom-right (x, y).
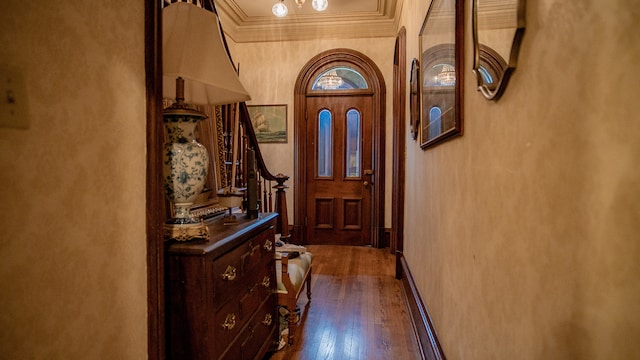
top-left (272, 0), bottom-right (328, 17)
top-left (437, 64), bottom-right (456, 86)
top-left (312, 0), bottom-right (328, 11)
top-left (316, 70), bottom-right (343, 89)
top-left (272, 0), bottom-right (288, 17)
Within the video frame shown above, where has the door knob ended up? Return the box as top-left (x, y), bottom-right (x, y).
top-left (363, 181), bottom-right (369, 188)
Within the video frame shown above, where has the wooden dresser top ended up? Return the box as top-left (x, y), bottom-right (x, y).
top-left (167, 212), bottom-right (278, 258)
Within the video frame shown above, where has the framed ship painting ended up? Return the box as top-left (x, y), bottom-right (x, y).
top-left (247, 104), bottom-right (288, 143)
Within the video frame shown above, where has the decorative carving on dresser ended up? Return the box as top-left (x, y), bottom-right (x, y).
top-left (166, 213), bottom-right (279, 359)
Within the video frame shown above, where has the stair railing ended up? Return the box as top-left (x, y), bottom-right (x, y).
top-left (222, 103), bottom-right (291, 241)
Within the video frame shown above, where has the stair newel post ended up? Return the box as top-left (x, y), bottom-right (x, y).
top-left (274, 173), bottom-right (291, 241)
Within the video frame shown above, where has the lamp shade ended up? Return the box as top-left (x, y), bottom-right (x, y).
top-left (162, 2), bottom-right (251, 105)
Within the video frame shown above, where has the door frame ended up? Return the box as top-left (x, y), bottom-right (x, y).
top-left (392, 28), bottom-right (407, 275)
top-left (145, 0), bottom-right (164, 358)
top-left (293, 48), bottom-right (386, 247)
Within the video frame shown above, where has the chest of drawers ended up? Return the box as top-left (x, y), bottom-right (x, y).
top-left (167, 213), bottom-right (278, 360)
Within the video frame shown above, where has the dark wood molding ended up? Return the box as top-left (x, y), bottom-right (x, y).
top-left (391, 27), bottom-right (407, 260)
top-left (383, 227), bottom-right (392, 248)
top-left (145, 0), bottom-right (165, 359)
top-left (398, 252), bottom-right (446, 360)
top-left (293, 48), bottom-right (386, 247)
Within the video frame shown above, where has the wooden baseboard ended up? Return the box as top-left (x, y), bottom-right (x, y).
top-left (398, 252), bottom-right (446, 360)
top-left (383, 228), bottom-right (391, 248)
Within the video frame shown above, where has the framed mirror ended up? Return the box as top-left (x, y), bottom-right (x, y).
top-left (409, 58), bottom-right (420, 141)
top-left (419, 0), bottom-right (464, 149)
top-left (472, 0), bottom-right (526, 100)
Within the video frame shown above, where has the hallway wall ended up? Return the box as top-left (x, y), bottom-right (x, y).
top-left (229, 37), bottom-right (396, 228)
top-left (400, 0), bottom-right (640, 358)
top-left (0, 1), bottom-right (147, 358)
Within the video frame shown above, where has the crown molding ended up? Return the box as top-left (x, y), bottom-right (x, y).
top-left (217, 0), bottom-right (403, 43)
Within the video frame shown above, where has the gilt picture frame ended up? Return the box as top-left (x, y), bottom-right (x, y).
top-left (247, 104), bottom-right (288, 143)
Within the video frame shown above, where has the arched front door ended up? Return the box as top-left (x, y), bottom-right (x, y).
top-left (294, 49), bottom-right (385, 246)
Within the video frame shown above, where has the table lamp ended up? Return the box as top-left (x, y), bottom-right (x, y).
top-left (162, 2), bottom-right (250, 241)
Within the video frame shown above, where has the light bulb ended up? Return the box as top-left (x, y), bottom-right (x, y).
top-left (272, 1), bottom-right (288, 17)
top-left (312, 0), bottom-right (328, 11)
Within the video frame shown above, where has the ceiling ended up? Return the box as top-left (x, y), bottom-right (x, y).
top-left (215, 0), bottom-right (403, 43)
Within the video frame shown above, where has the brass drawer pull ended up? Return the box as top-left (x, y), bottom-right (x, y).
top-left (221, 266), bottom-right (237, 281)
top-left (262, 313), bottom-right (273, 326)
top-left (222, 313), bottom-right (236, 331)
top-left (261, 276), bottom-right (271, 288)
top-left (263, 240), bottom-right (273, 252)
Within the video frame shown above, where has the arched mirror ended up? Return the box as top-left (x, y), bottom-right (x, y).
top-left (472, 0), bottom-right (525, 100)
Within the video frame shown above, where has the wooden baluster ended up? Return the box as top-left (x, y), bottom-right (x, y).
top-left (240, 129), bottom-right (248, 187)
top-left (257, 172), bottom-right (263, 212)
top-left (262, 178), bottom-right (268, 212)
top-left (225, 104), bottom-right (236, 189)
top-left (231, 103), bottom-right (247, 190)
top-left (268, 181), bottom-right (273, 213)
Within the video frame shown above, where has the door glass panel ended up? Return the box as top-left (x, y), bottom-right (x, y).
top-left (317, 109), bottom-right (332, 177)
top-left (429, 106), bottom-right (442, 138)
top-left (312, 67), bottom-right (369, 90)
top-left (345, 109), bottom-right (361, 178)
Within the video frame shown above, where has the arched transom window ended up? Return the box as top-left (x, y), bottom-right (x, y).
top-left (312, 66), bottom-right (369, 90)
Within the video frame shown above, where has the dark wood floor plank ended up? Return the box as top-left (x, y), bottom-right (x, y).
top-left (267, 245), bottom-right (421, 360)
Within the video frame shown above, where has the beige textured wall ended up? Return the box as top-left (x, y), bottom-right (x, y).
top-left (229, 38), bottom-right (396, 227)
top-left (0, 1), bottom-right (147, 359)
top-left (402, 0), bottom-right (640, 358)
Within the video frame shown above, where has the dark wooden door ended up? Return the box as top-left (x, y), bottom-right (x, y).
top-left (305, 95), bottom-right (373, 245)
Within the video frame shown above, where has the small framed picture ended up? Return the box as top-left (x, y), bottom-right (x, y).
top-left (247, 104), bottom-right (288, 143)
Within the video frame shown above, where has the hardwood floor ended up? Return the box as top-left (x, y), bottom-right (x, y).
top-left (267, 245), bottom-right (422, 360)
